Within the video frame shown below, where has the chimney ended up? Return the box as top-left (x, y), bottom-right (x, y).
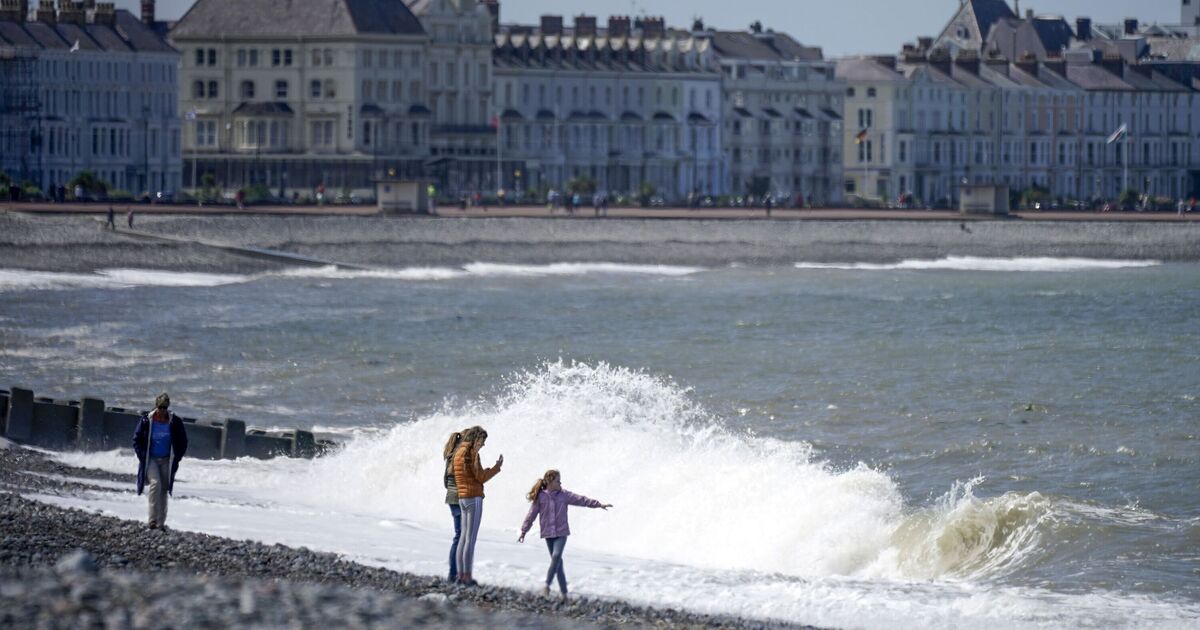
top-left (1099, 53), bottom-right (1124, 76)
top-left (140, 0), bottom-right (154, 25)
top-left (573, 14), bottom-right (596, 38)
top-left (58, 0), bottom-right (85, 25)
top-left (607, 15), bottom-right (630, 38)
top-left (986, 56), bottom-right (1010, 76)
top-left (35, 0), bottom-right (54, 23)
top-left (872, 55), bottom-right (897, 70)
top-left (917, 36), bottom-right (933, 51)
top-left (1016, 51), bottom-right (1038, 76)
top-left (92, 1), bottom-right (114, 26)
top-left (1076, 17), bottom-right (1092, 41)
top-left (0, 0), bottom-right (19, 22)
top-left (1123, 18), bottom-right (1138, 35)
top-left (928, 47), bottom-right (952, 74)
top-left (639, 16), bottom-right (664, 39)
top-left (1044, 58), bottom-right (1065, 75)
top-left (954, 49), bottom-right (981, 74)
top-left (540, 14), bottom-right (562, 36)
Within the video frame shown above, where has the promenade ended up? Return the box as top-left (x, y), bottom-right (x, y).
top-left (5, 201), bottom-right (1198, 222)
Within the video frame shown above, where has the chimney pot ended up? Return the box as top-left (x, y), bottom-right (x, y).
top-left (141, 0), bottom-right (154, 25)
top-left (1123, 18), bottom-right (1138, 35)
top-left (607, 15), bottom-right (630, 38)
top-left (1076, 17), bottom-right (1092, 41)
top-left (540, 14), bottom-right (562, 36)
top-left (573, 14), bottom-right (596, 38)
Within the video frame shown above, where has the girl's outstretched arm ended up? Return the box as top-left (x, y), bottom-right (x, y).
top-left (563, 490), bottom-right (609, 509)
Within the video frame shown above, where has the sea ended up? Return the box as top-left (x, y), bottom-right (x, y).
top-left (1, 257), bottom-right (1197, 629)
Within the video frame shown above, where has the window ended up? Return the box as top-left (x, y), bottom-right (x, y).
top-left (311, 49), bottom-right (321, 66)
top-left (275, 80), bottom-right (288, 99)
top-left (207, 49), bottom-right (216, 66)
top-left (324, 80), bottom-right (336, 98)
top-left (324, 49), bottom-right (333, 66)
top-left (249, 50), bottom-right (259, 66)
top-left (284, 50), bottom-right (293, 66)
top-left (240, 80), bottom-right (255, 99)
top-left (867, 87), bottom-right (876, 98)
top-left (207, 81), bottom-right (218, 98)
top-left (363, 80), bottom-right (372, 102)
top-left (194, 49), bottom-right (204, 66)
top-left (899, 140), bottom-right (907, 163)
top-left (846, 87), bottom-right (856, 97)
top-left (272, 49), bottom-right (281, 66)
top-left (192, 80), bottom-right (203, 99)
top-left (310, 80), bottom-right (321, 98)
top-left (363, 50), bottom-right (372, 67)
top-left (394, 50), bottom-right (402, 67)
top-left (237, 49), bottom-right (247, 67)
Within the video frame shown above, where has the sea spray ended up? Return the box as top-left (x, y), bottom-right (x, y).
top-left (257, 361), bottom-right (1049, 580)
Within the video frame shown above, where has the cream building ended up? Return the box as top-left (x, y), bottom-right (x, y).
top-left (172, 0), bottom-right (431, 196)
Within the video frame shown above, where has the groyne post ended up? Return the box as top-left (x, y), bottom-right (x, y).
top-left (220, 419), bottom-right (246, 459)
top-left (77, 397), bottom-right (106, 451)
top-left (5, 387), bottom-right (34, 443)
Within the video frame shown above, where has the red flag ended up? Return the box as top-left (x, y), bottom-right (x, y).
top-left (490, 116), bottom-right (500, 129)
top-left (855, 129), bottom-right (868, 144)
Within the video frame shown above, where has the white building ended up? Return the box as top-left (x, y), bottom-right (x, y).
top-left (838, 47), bottom-right (1200, 206)
top-left (171, 0), bottom-right (432, 196)
top-left (0, 0), bottom-right (180, 196)
top-left (711, 23), bottom-right (843, 205)
top-left (492, 15), bottom-right (723, 200)
top-left (406, 0), bottom-right (496, 195)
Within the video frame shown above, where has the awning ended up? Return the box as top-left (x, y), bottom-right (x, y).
top-left (620, 111), bottom-right (642, 121)
top-left (360, 104), bottom-right (384, 116)
top-left (820, 107), bottom-right (842, 120)
top-left (733, 107), bottom-right (753, 118)
top-left (501, 108), bottom-right (524, 121)
top-left (687, 112), bottom-right (710, 123)
top-left (536, 109), bottom-right (556, 120)
top-left (652, 111), bottom-right (675, 122)
top-left (762, 107), bottom-right (781, 118)
top-left (794, 107), bottom-right (814, 119)
top-left (232, 102), bottom-right (294, 116)
top-left (409, 104), bottom-right (432, 115)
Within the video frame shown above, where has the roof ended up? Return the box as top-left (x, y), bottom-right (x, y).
top-left (171, 0), bottom-right (426, 39)
top-left (966, 0), bottom-right (1016, 42)
top-left (835, 57), bottom-right (906, 82)
top-left (710, 30), bottom-right (823, 61)
top-left (0, 12), bottom-right (173, 53)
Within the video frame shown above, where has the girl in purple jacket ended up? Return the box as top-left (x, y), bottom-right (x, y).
top-left (518, 469), bottom-right (611, 599)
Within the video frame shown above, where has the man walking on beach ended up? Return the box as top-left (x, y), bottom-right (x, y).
top-left (126, 208), bottom-right (135, 230)
top-left (106, 207), bottom-right (116, 230)
top-left (133, 393), bottom-right (189, 529)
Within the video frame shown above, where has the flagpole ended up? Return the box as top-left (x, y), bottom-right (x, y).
top-left (496, 109), bottom-right (502, 197)
top-left (1122, 131), bottom-right (1129, 194)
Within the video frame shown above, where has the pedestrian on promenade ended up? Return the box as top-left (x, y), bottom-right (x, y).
top-left (442, 430), bottom-right (465, 582)
top-left (126, 208), bottom-right (134, 229)
top-left (452, 426), bottom-right (503, 586)
top-left (765, 194), bottom-right (773, 218)
top-left (132, 394), bottom-right (189, 529)
top-left (106, 206), bottom-right (116, 230)
top-left (519, 469), bottom-right (611, 600)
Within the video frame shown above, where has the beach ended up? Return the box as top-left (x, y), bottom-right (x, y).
top-left (0, 441), bottom-right (808, 629)
top-left (2, 211), bottom-right (1199, 273)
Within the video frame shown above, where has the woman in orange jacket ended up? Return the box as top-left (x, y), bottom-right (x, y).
top-left (452, 426), bottom-right (503, 586)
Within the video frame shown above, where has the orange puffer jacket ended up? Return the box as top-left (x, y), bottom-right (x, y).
top-left (453, 442), bottom-right (500, 498)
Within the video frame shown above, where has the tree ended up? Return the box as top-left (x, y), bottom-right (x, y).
top-left (565, 176), bottom-right (597, 196)
top-left (201, 172), bottom-right (218, 202)
top-left (1118, 188), bottom-right (1139, 210)
top-left (746, 176), bottom-right (771, 199)
top-left (68, 170), bottom-right (109, 198)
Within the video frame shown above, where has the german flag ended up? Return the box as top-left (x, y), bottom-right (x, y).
top-left (855, 129), bottom-right (869, 144)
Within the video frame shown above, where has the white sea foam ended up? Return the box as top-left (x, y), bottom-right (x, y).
top-left (794, 257), bottom-right (1162, 272)
top-left (44, 362), bottom-right (1200, 628)
top-left (0, 262), bottom-right (703, 293)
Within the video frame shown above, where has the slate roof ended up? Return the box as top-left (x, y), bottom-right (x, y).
top-left (967, 0), bottom-right (1017, 42)
top-left (835, 57), bottom-right (906, 82)
top-left (0, 11), bottom-right (176, 53)
top-left (710, 30), bottom-right (823, 61)
top-left (171, 0), bottom-right (425, 39)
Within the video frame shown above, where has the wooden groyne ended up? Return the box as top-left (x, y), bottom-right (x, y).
top-left (0, 386), bottom-right (336, 460)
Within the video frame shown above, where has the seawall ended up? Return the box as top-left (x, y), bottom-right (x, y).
top-left (0, 386), bottom-right (334, 460)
